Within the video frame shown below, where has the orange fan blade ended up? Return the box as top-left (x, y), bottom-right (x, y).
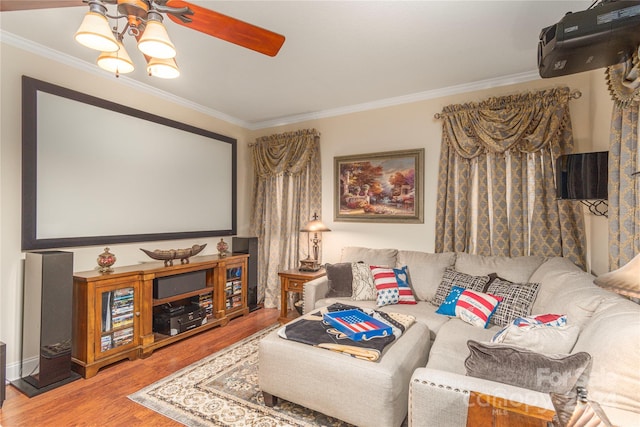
top-left (165, 0), bottom-right (285, 57)
top-left (0, 1), bottom-right (84, 12)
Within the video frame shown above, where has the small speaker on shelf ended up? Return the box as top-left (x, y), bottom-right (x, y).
top-left (232, 237), bottom-right (260, 311)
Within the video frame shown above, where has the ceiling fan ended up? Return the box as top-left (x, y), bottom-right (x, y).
top-left (0, 0), bottom-right (285, 61)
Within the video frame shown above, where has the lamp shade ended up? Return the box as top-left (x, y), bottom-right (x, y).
top-left (300, 219), bottom-right (331, 233)
top-left (594, 253), bottom-right (640, 298)
top-left (137, 19), bottom-right (176, 59)
top-left (74, 11), bottom-right (119, 52)
top-left (146, 57), bottom-right (180, 79)
top-left (97, 40), bottom-right (134, 75)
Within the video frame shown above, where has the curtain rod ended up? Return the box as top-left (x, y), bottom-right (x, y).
top-left (433, 89), bottom-right (583, 120)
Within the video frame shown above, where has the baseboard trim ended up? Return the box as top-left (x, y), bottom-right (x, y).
top-left (6, 355), bottom-right (38, 383)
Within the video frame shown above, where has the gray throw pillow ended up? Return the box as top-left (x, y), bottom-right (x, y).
top-left (431, 268), bottom-right (492, 306)
top-left (325, 262), bottom-right (353, 298)
top-left (465, 340), bottom-right (591, 394)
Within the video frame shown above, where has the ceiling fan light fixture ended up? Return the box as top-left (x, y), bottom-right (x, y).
top-left (74, 10), bottom-right (120, 52)
top-left (97, 39), bottom-right (135, 75)
top-left (137, 12), bottom-right (176, 59)
top-left (66, 0), bottom-right (283, 79)
top-left (147, 57), bottom-right (180, 79)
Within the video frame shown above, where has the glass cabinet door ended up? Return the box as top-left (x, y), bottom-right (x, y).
top-left (97, 284), bottom-right (137, 355)
top-left (225, 265), bottom-right (244, 311)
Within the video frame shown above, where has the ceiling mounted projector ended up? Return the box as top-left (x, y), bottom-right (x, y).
top-left (538, 0), bottom-right (640, 78)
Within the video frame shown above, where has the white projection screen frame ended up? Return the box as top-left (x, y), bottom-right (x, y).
top-left (22, 76), bottom-right (237, 250)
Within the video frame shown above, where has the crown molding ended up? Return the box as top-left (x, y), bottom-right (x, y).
top-left (2, 29), bottom-right (541, 132)
top-left (247, 70), bottom-right (541, 130)
top-left (0, 30), bottom-right (247, 128)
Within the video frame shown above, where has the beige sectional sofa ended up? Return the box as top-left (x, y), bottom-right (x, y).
top-left (301, 247), bottom-right (640, 426)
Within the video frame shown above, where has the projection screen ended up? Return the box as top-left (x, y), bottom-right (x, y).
top-left (22, 76), bottom-right (237, 250)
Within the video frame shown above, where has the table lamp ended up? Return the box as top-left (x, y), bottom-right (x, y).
top-left (299, 213), bottom-right (331, 272)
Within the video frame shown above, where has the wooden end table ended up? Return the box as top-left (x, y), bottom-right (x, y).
top-left (278, 268), bottom-right (326, 323)
top-left (467, 391), bottom-right (555, 427)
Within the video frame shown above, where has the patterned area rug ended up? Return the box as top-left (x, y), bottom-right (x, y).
top-left (129, 325), bottom-right (350, 426)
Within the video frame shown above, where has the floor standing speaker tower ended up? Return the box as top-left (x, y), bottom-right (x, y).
top-left (13, 251), bottom-right (80, 397)
top-left (232, 237), bottom-right (260, 311)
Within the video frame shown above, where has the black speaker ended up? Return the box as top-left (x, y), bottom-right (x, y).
top-left (233, 237), bottom-right (260, 312)
top-left (13, 251), bottom-right (80, 397)
top-left (153, 270), bottom-right (206, 299)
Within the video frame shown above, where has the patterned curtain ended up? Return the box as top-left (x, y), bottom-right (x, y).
top-left (435, 87), bottom-right (586, 269)
top-left (250, 129), bottom-right (322, 308)
top-left (605, 50), bottom-right (640, 269)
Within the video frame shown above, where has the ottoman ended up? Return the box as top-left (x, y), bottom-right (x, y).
top-left (258, 314), bottom-right (431, 427)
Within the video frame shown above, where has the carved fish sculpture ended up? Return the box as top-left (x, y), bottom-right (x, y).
top-left (140, 244), bottom-right (207, 267)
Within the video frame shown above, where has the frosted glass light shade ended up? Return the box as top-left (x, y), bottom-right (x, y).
top-left (147, 57), bottom-right (180, 79)
top-left (300, 219), bottom-right (331, 232)
top-left (137, 20), bottom-right (176, 59)
top-left (74, 12), bottom-right (119, 52)
top-left (97, 41), bottom-right (134, 74)
top-left (594, 253), bottom-right (640, 298)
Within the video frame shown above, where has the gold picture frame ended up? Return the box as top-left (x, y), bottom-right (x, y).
top-left (334, 148), bottom-right (424, 223)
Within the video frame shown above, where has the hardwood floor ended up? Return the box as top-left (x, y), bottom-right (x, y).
top-left (0, 308), bottom-right (280, 427)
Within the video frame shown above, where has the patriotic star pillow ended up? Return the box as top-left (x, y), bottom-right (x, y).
top-left (370, 265), bottom-right (417, 307)
top-left (435, 285), bottom-right (466, 316)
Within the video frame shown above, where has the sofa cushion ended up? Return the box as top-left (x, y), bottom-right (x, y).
top-left (485, 278), bottom-right (540, 326)
top-left (529, 257), bottom-right (615, 327)
top-left (465, 340), bottom-right (592, 394)
top-left (455, 252), bottom-right (545, 283)
top-left (397, 251), bottom-right (456, 302)
top-left (426, 319), bottom-right (499, 375)
top-left (571, 298), bottom-right (640, 415)
top-left (432, 268), bottom-right (492, 306)
top-left (375, 302), bottom-right (450, 340)
top-left (341, 246), bottom-right (398, 266)
top-left (325, 262), bottom-right (353, 298)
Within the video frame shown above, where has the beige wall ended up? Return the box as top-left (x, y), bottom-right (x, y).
top-left (248, 71), bottom-right (613, 272)
top-left (1, 40), bottom-right (614, 376)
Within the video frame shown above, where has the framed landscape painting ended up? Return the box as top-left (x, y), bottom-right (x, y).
top-left (334, 148), bottom-right (424, 223)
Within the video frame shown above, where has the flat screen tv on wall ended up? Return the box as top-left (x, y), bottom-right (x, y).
top-left (22, 76), bottom-right (237, 250)
top-left (556, 151), bottom-right (608, 200)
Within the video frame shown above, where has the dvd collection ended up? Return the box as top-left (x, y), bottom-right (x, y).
top-left (225, 280), bottom-right (243, 309)
top-left (191, 291), bottom-right (213, 317)
top-left (100, 287), bottom-right (135, 352)
top-left (225, 266), bottom-right (243, 309)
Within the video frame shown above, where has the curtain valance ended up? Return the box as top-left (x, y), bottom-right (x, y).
top-left (250, 128), bottom-right (322, 308)
top-left (605, 49), bottom-right (640, 108)
top-left (252, 129), bottom-right (320, 178)
top-left (435, 86), bottom-right (586, 268)
top-left (439, 87), bottom-right (573, 159)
